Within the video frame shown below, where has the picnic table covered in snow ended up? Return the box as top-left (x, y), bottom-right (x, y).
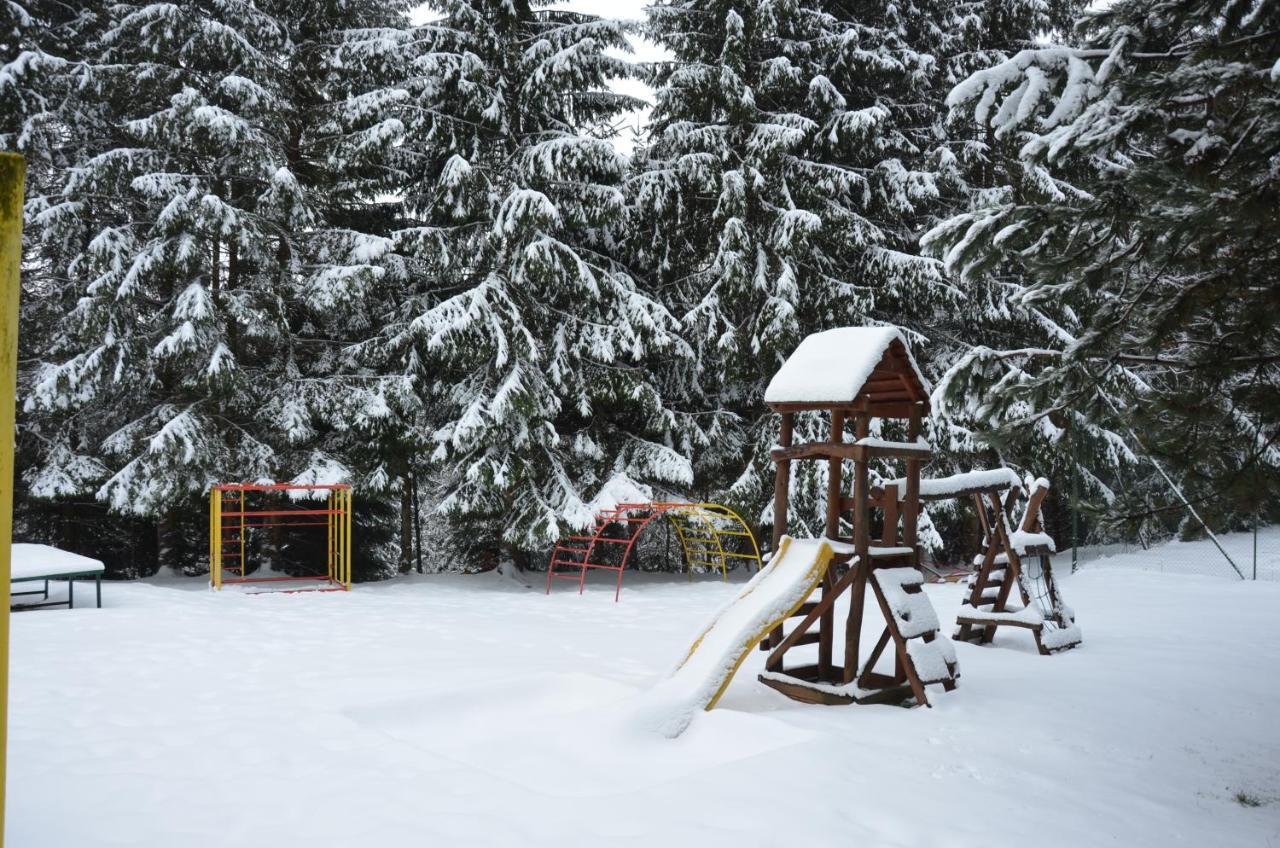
top-left (10, 543), bottom-right (104, 610)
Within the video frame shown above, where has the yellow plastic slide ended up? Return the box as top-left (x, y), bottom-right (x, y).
top-left (637, 536), bottom-right (833, 737)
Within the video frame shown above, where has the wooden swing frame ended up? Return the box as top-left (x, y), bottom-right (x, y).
top-left (953, 479), bottom-right (1081, 654)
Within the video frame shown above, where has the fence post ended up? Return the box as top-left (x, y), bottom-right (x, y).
top-left (1071, 421), bottom-right (1080, 573)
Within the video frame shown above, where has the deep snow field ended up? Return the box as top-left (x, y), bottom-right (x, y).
top-left (9, 532), bottom-right (1280, 847)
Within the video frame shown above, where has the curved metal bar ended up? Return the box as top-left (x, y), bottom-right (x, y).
top-left (546, 502), bottom-right (763, 600)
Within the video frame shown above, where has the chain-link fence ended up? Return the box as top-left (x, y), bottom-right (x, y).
top-left (1063, 523), bottom-right (1278, 582)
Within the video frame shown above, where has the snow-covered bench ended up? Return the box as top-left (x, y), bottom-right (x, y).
top-left (10, 543), bottom-right (104, 610)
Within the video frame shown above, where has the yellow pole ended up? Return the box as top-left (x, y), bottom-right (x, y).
top-left (344, 487), bottom-right (352, 589)
top-left (0, 151), bottom-right (28, 848)
top-left (212, 489), bottom-right (222, 589)
top-left (238, 489), bottom-right (245, 576)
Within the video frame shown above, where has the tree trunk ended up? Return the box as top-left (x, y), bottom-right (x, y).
top-left (399, 476), bottom-right (413, 574)
top-left (157, 511), bottom-right (179, 575)
top-left (507, 544), bottom-right (530, 574)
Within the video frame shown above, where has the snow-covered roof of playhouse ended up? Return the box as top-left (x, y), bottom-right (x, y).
top-left (764, 326), bottom-right (930, 407)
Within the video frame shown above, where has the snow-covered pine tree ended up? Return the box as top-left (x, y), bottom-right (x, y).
top-left (20, 2), bottom-right (302, 570)
top-left (264, 0), bottom-right (420, 578)
top-left (377, 0), bottom-right (691, 564)
top-left (19, 1), bottom-right (414, 574)
top-left (633, 0), bottom-right (1075, 550)
top-left (924, 0), bottom-right (1280, 541)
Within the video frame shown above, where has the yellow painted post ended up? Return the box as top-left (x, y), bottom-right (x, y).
top-left (238, 489), bottom-right (245, 577)
top-left (344, 487), bottom-right (352, 589)
top-left (211, 489), bottom-right (222, 589)
top-left (0, 151), bottom-right (28, 848)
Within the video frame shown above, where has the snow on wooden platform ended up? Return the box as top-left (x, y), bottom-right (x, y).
top-left (10, 543), bottom-right (104, 581)
top-left (886, 467), bottom-right (1023, 501)
top-left (1010, 529), bottom-right (1057, 553)
top-left (7, 531), bottom-right (1280, 847)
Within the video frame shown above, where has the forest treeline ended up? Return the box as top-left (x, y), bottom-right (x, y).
top-left (3, 0), bottom-right (1276, 578)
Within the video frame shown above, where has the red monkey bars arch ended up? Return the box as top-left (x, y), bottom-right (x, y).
top-left (546, 502), bottom-right (762, 601)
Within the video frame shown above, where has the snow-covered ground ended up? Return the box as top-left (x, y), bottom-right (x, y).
top-left (9, 534), bottom-right (1280, 847)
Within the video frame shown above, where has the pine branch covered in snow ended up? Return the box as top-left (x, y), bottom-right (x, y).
top-left (924, 0), bottom-right (1280, 536)
top-left (631, 0), bottom-right (1077, 548)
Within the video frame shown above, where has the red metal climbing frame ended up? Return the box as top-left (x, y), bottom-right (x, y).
top-left (546, 502), bottom-right (761, 602)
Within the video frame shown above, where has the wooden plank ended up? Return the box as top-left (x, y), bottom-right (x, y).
top-left (767, 400), bottom-right (922, 419)
top-left (770, 441), bottom-right (859, 462)
top-left (757, 674), bottom-right (857, 706)
top-left (768, 440), bottom-right (933, 464)
top-left (843, 414), bottom-right (871, 685)
top-left (818, 409), bottom-right (845, 682)
top-left (857, 627), bottom-right (893, 687)
top-left (882, 489), bottom-right (899, 548)
top-left (955, 614), bottom-right (1042, 631)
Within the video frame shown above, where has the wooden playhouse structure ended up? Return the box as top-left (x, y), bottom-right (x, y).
top-left (759, 327), bottom-right (959, 706)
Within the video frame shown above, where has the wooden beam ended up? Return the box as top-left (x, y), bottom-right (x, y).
top-left (902, 401), bottom-right (922, 551)
top-left (766, 411), bottom-right (794, 651)
top-left (870, 576), bottom-right (930, 707)
top-left (819, 409), bottom-right (844, 681)
top-left (757, 674), bottom-right (857, 706)
top-left (765, 565), bottom-right (858, 672)
top-left (770, 440), bottom-right (931, 463)
top-left (1021, 482), bottom-right (1050, 533)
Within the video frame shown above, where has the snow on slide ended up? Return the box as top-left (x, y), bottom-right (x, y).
top-left (630, 536), bottom-right (833, 738)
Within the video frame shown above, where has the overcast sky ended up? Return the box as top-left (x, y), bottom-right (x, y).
top-left (412, 1), bottom-right (670, 153)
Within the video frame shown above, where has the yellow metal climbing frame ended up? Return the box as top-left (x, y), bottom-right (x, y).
top-left (209, 482), bottom-right (352, 591)
top-left (663, 503), bottom-right (763, 580)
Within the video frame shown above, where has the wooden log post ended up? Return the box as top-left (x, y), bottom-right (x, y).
top-left (985, 489), bottom-right (1021, 643)
top-left (766, 411), bottom-right (794, 650)
top-left (842, 412), bottom-right (871, 684)
top-left (902, 401), bottom-right (923, 559)
top-left (1020, 480), bottom-right (1050, 533)
top-left (818, 409), bottom-right (845, 681)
